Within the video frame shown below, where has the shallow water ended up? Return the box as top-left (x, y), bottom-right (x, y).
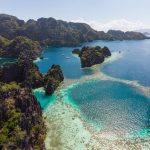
top-left (63, 80), bottom-right (150, 139)
top-left (33, 88), bottom-right (56, 109)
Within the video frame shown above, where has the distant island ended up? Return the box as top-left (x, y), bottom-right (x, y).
top-left (73, 46), bottom-right (111, 68)
top-left (0, 14), bottom-right (149, 47)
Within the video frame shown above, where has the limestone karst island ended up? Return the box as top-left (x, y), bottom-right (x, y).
top-left (1, 0), bottom-right (150, 150)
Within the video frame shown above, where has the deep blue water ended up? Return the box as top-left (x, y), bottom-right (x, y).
top-left (36, 40), bottom-right (150, 86)
top-left (65, 80), bottom-right (150, 138)
top-left (36, 47), bottom-right (93, 79)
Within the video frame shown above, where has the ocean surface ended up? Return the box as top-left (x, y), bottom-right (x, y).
top-left (3, 40), bottom-right (150, 149)
top-left (36, 40), bottom-right (150, 86)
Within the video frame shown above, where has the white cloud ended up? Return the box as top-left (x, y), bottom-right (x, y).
top-left (71, 18), bottom-right (150, 32)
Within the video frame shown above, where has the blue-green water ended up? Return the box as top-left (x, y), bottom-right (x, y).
top-left (33, 89), bottom-right (56, 109)
top-left (64, 80), bottom-right (150, 138)
top-left (0, 58), bottom-right (16, 65)
top-left (36, 40), bottom-right (150, 87)
top-left (34, 39), bottom-right (150, 139)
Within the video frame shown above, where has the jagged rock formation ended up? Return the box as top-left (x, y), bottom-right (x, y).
top-left (74, 46), bottom-right (111, 68)
top-left (0, 14), bottom-right (148, 47)
top-left (44, 65), bottom-right (64, 95)
top-left (0, 82), bottom-right (46, 150)
top-left (0, 59), bottom-right (43, 89)
top-left (0, 56), bottom-right (64, 94)
top-left (0, 36), bottom-right (41, 59)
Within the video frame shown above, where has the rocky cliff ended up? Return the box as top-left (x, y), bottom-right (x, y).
top-left (0, 55), bottom-right (64, 94)
top-left (0, 14), bottom-right (148, 47)
top-left (0, 36), bottom-right (42, 59)
top-left (0, 82), bottom-right (46, 150)
top-left (0, 55), bottom-right (64, 149)
top-left (44, 65), bottom-right (64, 95)
top-left (0, 58), bottom-right (43, 89)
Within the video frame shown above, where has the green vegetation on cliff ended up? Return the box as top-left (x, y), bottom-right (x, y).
top-left (0, 82), bottom-right (46, 149)
top-left (73, 46), bottom-right (111, 68)
top-left (0, 36), bottom-right (41, 59)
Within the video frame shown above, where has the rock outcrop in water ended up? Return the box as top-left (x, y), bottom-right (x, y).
top-left (44, 65), bottom-right (64, 95)
top-left (0, 82), bottom-right (46, 149)
top-left (73, 46), bottom-right (111, 68)
top-left (0, 14), bottom-right (148, 47)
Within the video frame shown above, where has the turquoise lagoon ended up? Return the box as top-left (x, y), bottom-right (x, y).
top-left (62, 80), bottom-right (150, 138)
top-left (26, 40), bottom-right (150, 148)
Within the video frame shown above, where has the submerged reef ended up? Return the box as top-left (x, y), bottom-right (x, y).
top-left (73, 46), bottom-right (111, 68)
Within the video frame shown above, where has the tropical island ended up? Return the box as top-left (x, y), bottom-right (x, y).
top-left (73, 46), bottom-right (111, 67)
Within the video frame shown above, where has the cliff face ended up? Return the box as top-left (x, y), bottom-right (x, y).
top-left (73, 46), bottom-right (111, 68)
top-left (0, 14), bottom-right (99, 47)
top-left (0, 59), bottom-right (43, 89)
top-left (0, 14), bottom-right (148, 47)
top-left (0, 56), bottom-right (64, 94)
top-left (0, 56), bottom-right (46, 149)
top-left (0, 36), bottom-right (42, 59)
top-left (0, 82), bottom-right (46, 150)
top-left (0, 58), bottom-right (64, 149)
top-left (44, 65), bottom-right (64, 95)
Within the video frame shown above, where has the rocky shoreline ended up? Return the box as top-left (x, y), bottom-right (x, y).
top-left (0, 83), bottom-right (46, 149)
top-left (0, 39), bottom-right (64, 149)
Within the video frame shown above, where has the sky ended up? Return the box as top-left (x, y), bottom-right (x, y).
top-left (0, 0), bottom-right (150, 31)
